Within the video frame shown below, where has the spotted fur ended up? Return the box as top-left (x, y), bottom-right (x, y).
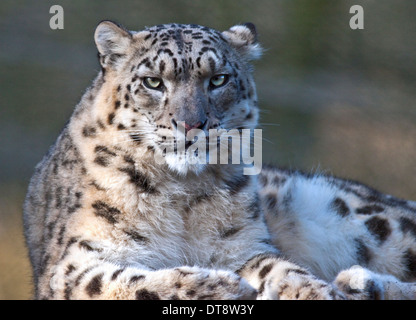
top-left (260, 167), bottom-right (416, 299)
top-left (24, 21), bottom-right (416, 300)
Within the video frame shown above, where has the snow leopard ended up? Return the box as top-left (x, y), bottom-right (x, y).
top-left (23, 21), bottom-right (416, 300)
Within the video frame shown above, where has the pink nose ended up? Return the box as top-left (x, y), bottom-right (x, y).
top-left (184, 121), bottom-right (203, 131)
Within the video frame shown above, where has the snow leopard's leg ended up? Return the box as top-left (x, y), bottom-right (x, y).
top-left (237, 253), bottom-right (345, 300)
top-left (40, 244), bottom-right (256, 300)
top-left (334, 265), bottom-right (416, 300)
top-left (259, 166), bottom-right (416, 299)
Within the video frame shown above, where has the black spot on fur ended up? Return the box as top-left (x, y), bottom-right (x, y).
top-left (94, 145), bottom-right (117, 157)
top-left (64, 284), bottom-right (72, 300)
top-left (94, 156), bottom-right (109, 167)
top-left (220, 226), bottom-right (241, 238)
top-left (74, 266), bottom-right (94, 287)
top-left (186, 289), bottom-right (196, 297)
top-left (159, 60), bottom-right (166, 74)
top-left (225, 175), bottom-right (250, 195)
top-left (258, 174), bottom-right (268, 186)
top-left (79, 240), bottom-right (94, 251)
top-left (208, 57), bottom-right (216, 73)
top-left (38, 253), bottom-right (50, 276)
top-left (259, 263), bottom-right (273, 279)
top-left (196, 57), bottom-right (201, 68)
top-left (82, 126), bottom-right (97, 138)
top-left (236, 253), bottom-right (277, 275)
top-left (79, 240), bottom-right (102, 253)
top-left (107, 112), bottom-right (115, 125)
top-left (399, 217), bottom-right (416, 239)
top-left (54, 187), bottom-right (62, 208)
top-left (157, 48), bottom-right (174, 57)
top-left (355, 238), bottom-right (372, 265)
top-left (97, 120), bottom-right (105, 130)
top-left (403, 249), bottom-right (416, 278)
top-left (65, 264), bottom-right (76, 276)
top-left (239, 79), bottom-right (246, 92)
top-left (92, 201), bottom-right (121, 224)
top-left (356, 205), bottom-right (384, 215)
top-left (60, 237), bottom-right (78, 262)
top-left (85, 273), bottom-right (103, 297)
top-left (57, 224), bottom-right (66, 245)
top-left (264, 194), bottom-right (277, 212)
top-left (111, 269), bottom-right (125, 281)
top-left (272, 176), bottom-right (287, 186)
top-left (331, 198), bottom-right (350, 217)
top-left (137, 57), bottom-right (151, 70)
top-left (365, 216), bottom-right (391, 243)
top-left (258, 281), bottom-right (265, 294)
top-left (387, 197), bottom-right (410, 209)
top-left (129, 275), bottom-right (145, 285)
top-left (124, 230), bottom-right (148, 243)
top-left (286, 268), bottom-right (309, 276)
top-left (135, 289), bottom-right (160, 300)
top-left (197, 293), bottom-right (216, 299)
top-left (201, 47), bottom-right (217, 55)
top-left (91, 181), bottom-right (105, 191)
top-left (123, 155), bottom-right (135, 165)
top-left (118, 167), bottom-right (157, 194)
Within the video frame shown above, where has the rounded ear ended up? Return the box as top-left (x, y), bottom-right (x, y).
top-left (222, 23), bottom-right (263, 61)
top-left (94, 20), bottom-right (132, 58)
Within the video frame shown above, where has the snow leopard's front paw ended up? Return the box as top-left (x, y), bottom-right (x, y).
top-left (167, 267), bottom-right (257, 300)
top-left (334, 266), bottom-right (384, 300)
top-left (259, 272), bottom-right (345, 300)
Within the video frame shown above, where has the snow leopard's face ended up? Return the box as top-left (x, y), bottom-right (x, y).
top-left (95, 21), bottom-right (262, 175)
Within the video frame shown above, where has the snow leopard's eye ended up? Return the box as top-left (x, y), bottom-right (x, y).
top-left (209, 74), bottom-right (229, 89)
top-left (143, 77), bottom-right (163, 90)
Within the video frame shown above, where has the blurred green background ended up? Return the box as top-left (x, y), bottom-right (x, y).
top-left (1, 0), bottom-right (415, 299)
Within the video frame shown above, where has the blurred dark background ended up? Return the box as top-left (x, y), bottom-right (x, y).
top-left (1, 0), bottom-right (415, 299)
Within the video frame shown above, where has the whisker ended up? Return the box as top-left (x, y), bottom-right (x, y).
top-left (109, 138), bottom-right (144, 146)
top-left (258, 123), bottom-right (281, 127)
top-left (119, 129), bottom-right (154, 133)
top-left (259, 137), bottom-right (274, 145)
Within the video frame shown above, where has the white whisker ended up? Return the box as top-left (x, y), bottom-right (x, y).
top-left (258, 122), bottom-right (280, 127)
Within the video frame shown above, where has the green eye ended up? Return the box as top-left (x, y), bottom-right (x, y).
top-left (143, 77), bottom-right (163, 90)
top-left (210, 74), bottom-right (229, 88)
